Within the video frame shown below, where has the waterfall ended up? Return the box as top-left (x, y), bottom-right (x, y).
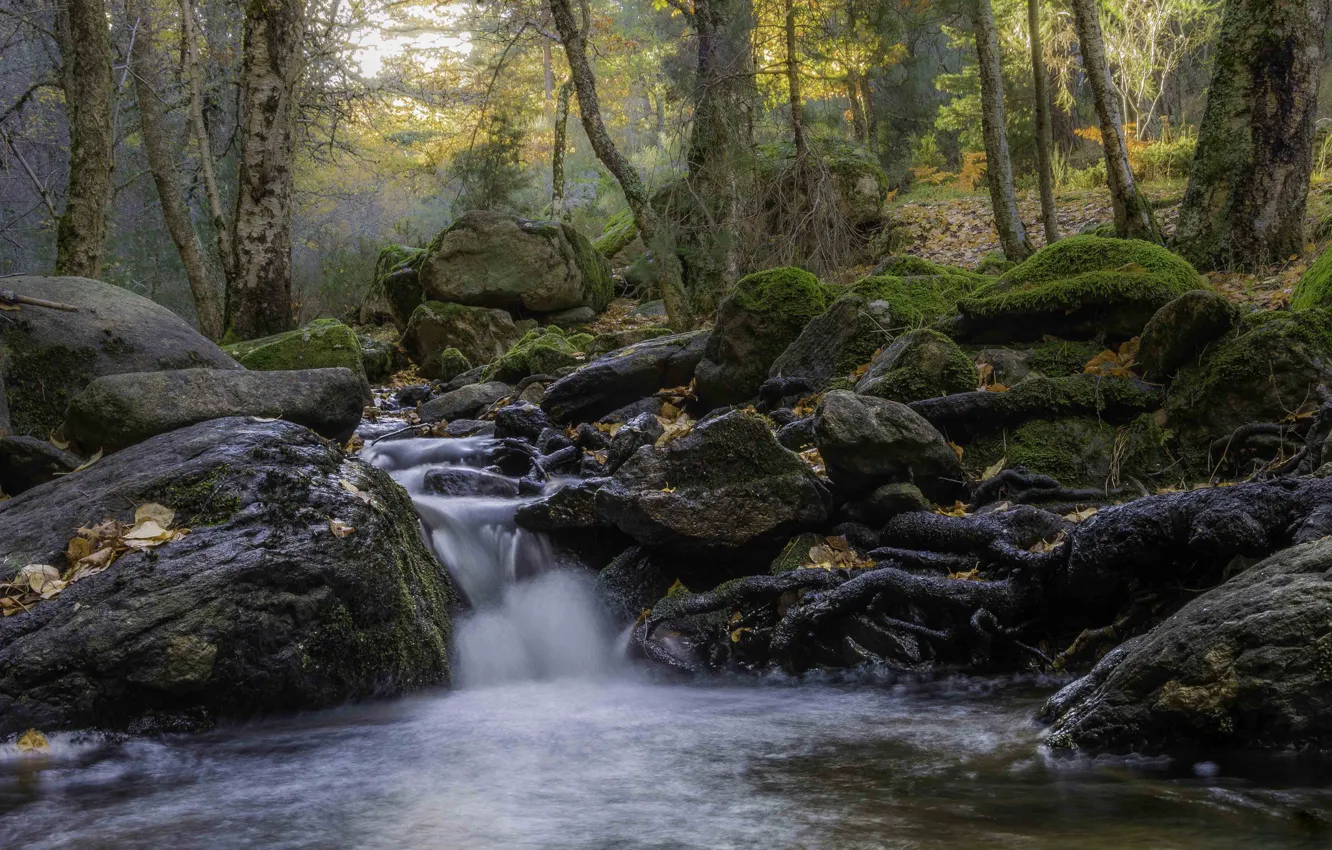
top-left (363, 436), bottom-right (619, 687)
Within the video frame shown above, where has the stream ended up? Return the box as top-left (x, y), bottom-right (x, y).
top-left (2, 435), bottom-right (1330, 848)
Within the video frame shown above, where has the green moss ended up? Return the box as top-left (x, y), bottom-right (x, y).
top-left (730, 267), bottom-right (831, 317)
top-left (974, 252), bottom-right (1014, 276)
top-left (847, 272), bottom-right (982, 328)
top-left (858, 328), bottom-right (978, 403)
top-left (562, 221), bottom-right (614, 312)
top-left (874, 255), bottom-right (987, 284)
top-left (592, 209), bottom-right (638, 259)
top-left (961, 269), bottom-right (1203, 326)
top-left (1027, 339), bottom-right (1101, 377)
top-left (437, 348), bottom-right (472, 383)
top-left (962, 413), bottom-right (1168, 487)
top-left (993, 236), bottom-right (1200, 293)
top-left (2, 330), bottom-right (98, 438)
top-left (143, 465), bottom-right (242, 527)
top-left (486, 326), bottom-right (585, 382)
top-left (375, 244), bottom-right (424, 281)
top-left (1291, 243), bottom-right (1332, 311)
top-left (224, 318), bottom-right (365, 379)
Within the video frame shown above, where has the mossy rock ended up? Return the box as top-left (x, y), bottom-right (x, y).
top-left (767, 291), bottom-right (894, 391)
top-left (359, 245), bottom-right (425, 328)
top-left (1026, 339), bottom-right (1102, 377)
top-left (587, 327), bottom-right (674, 357)
top-left (358, 334), bottom-right (395, 383)
top-left (695, 267), bottom-right (833, 408)
top-left (871, 255), bottom-right (987, 284)
top-left (769, 532), bottom-right (824, 575)
top-left (962, 414), bottom-right (1169, 488)
top-left (401, 301), bottom-right (521, 380)
top-left (974, 252), bottom-right (1014, 276)
top-left (1290, 242), bottom-right (1332, 311)
top-left (847, 271), bottom-right (985, 328)
top-left (1165, 308), bottom-right (1332, 467)
top-left (486, 326), bottom-right (591, 383)
top-left (757, 139), bottom-right (890, 227)
top-left (956, 236), bottom-right (1206, 342)
top-left (855, 329), bottom-right (977, 403)
top-left (593, 209), bottom-right (639, 260)
top-left (225, 319), bottom-right (367, 383)
top-left (437, 348), bottom-right (473, 383)
top-left (1137, 289), bottom-right (1239, 380)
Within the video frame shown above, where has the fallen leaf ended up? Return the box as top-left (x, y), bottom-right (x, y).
top-left (48, 433), bottom-right (71, 450)
top-left (949, 441), bottom-right (965, 463)
top-left (134, 503), bottom-right (176, 529)
top-left (329, 518), bottom-right (355, 538)
top-left (1064, 506), bottom-right (1099, 522)
top-left (981, 457), bottom-right (1005, 481)
top-left (16, 729), bottom-right (48, 753)
top-left (73, 449), bottom-right (102, 472)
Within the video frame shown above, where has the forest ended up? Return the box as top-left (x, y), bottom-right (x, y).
top-left (3, 0), bottom-right (1332, 845)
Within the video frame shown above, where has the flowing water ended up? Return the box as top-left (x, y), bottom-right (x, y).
top-left (3, 435), bottom-right (1331, 849)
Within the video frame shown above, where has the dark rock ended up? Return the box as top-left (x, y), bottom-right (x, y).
top-left (814, 390), bottom-right (961, 501)
top-left (573, 422), bottom-right (610, 451)
top-left (776, 416), bottom-right (816, 451)
top-left (441, 419), bottom-right (495, 438)
top-left (423, 466), bottom-right (520, 498)
top-left (64, 368), bottom-right (367, 452)
top-left (830, 521), bottom-right (879, 550)
top-left (0, 418), bottom-right (457, 737)
top-left (443, 364), bottom-right (489, 392)
top-left (587, 327), bottom-right (674, 357)
top-left (976, 347), bottom-right (1033, 386)
top-left (536, 427), bottom-right (573, 454)
top-left (595, 410), bottom-right (831, 551)
top-left (358, 335), bottom-right (394, 383)
top-left (401, 301), bottom-right (521, 379)
top-left (855, 328), bottom-right (978, 403)
top-left (1138, 290), bottom-right (1238, 380)
top-left (0, 435), bottom-right (81, 496)
top-left (381, 266), bottom-right (425, 331)
top-left (515, 479), bottom-right (606, 531)
top-left (0, 374), bottom-right (10, 436)
top-left (545, 306), bottom-right (597, 327)
top-left (541, 330), bottom-right (708, 423)
top-left (1045, 539), bottom-right (1332, 753)
top-left (393, 384), bottom-right (433, 409)
top-left (767, 408), bottom-right (797, 427)
top-left (597, 546), bottom-right (675, 625)
top-left (0, 276), bottom-right (240, 439)
top-left (768, 293), bottom-right (893, 392)
top-left (420, 381), bottom-right (511, 422)
top-left (601, 396), bottom-right (664, 424)
top-left (863, 482), bottom-right (930, 523)
top-left (494, 401), bottom-right (551, 441)
top-left (607, 413), bottom-right (664, 472)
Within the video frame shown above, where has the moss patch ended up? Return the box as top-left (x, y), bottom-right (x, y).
top-left (2, 331), bottom-right (98, 438)
top-left (143, 465), bottom-right (242, 527)
top-left (592, 209), bottom-right (638, 259)
top-left (225, 319), bottom-right (365, 379)
top-left (963, 413), bottom-right (1168, 487)
top-left (486, 326), bottom-right (591, 382)
top-left (846, 272), bottom-right (982, 328)
top-left (1291, 243), bottom-right (1332, 311)
top-left (1027, 339), bottom-right (1102, 377)
top-left (858, 328), bottom-right (977, 403)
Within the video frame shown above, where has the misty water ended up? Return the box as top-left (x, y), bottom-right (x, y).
top-left (3, 435), bottom-right (1330, 849)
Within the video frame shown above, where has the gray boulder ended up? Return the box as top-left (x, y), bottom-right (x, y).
top-left (855, 328), bottom-right (977, 403)
top-left (401, 301), bottom-right (522, 380)
top-left (420, 381), bottom-right (511, 422)
top-left (768, 293), bottom-right (893, 391)
top-left (1138, 289), bottom-right (1238, 380)
top-left (542, 330), bottom-right (708, 423)
top-left (0, 418), bottom-right (457, 737)
top-left (814, 390), bottom-right (961, 501)
top-left (595, 410), bottom-right (830, 551)
top-left (1044, 539), bottom-right (1332, 753)
top-left (64, 368), bottom-right (367, 452)
top-left (418, 211), bottom-right (612, 314)
top-left (0, 435), bottom-right (81, 496)
top-left (0, 276), bottom-right (240, 439)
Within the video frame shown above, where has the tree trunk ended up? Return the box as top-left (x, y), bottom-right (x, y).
top-left (181, 0), bottom-right (235, 288)
top-left (228, 0), bottom-right (305, 340)
top-left (127, 0), bottom-right (224, 340)
top-left (974, 0), bottom-right (1034, 261)
top-left (549, 0), bottom-right (691, 328)
top-left (1175, 0), bottom-right (1329, 270)
top-left (859, 73), bottom-right (878, 150)
top-left (1069, 0), bottom-right (1159, 242)
top-left (686, 0), bottom-right (756, 174)
top-left (783, 0), bottom-right (809, 163)
top-left (1028, 0), bottom-right (1059, 244)
top-left (53, 0), bottom-right (113, 278)
top-left (552, 79), bottom-right (572, 220)
top-left (845, 71), bottom-right (867, 144)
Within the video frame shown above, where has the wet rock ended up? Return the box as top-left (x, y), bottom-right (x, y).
top-left (572, 422), bottom-right (610, 451)
top-left (597, 545), bottom-right (674, 625)
top-left (64, 368), bottom-right (367, 452)
top-left (488, 326), bottom-right (593, 383)
top-left (226, 319), bottom-right (367, 387)
top-left (401, 301), bottom-right (521, 380)
top-left (358, 334), bottom-right (394, 383)
top-left (393, 384), bottom-right (433, 409)
top-left (443, 364), bottom-right (489, 392)
top-left (976, 347), bottom-right (1033, 386)
top-left (423, 466), bottom-right (520, 498)
top-left (515, 479), bottom-right (605, 531)
top-left (776, 416), bottom-right (816, 451)
top-left (767, 293), bottom-right (893, 392)
top-left (606, 413), bottom-right (664, 472)
top-left (695, 268), bottom-right (831, 409)
top-left (0, 275), bottom-right (240, 439)
top-left (440, 419), bottom-right (494, 438)
top-left (1044, 539), bottom-right (1332, 753)
top-left (595, 410), bottom-right (830, 551)
top-left (814, 390), bottom-right (961, 501)
top-left (855, 329), bottom-right (977, 403)
top-left (0, 435), bottom-right (81, 496)
top-left (494, 402), bottom-right (551, 442)
top-left (542, 330), bottom-right (707, 423)
top-left (587, 327), bottom-right (673, 357)
top-left (418, 211), bottom-right (612, 314)
top-left (517, 382), bottom-right (546, 405)
top-left (0, 418), bottom-right (457, 737)
top-left (420, 381), bottom-right (511, 423)
top-left (1138, 289), bottom-right (1238, 380)
top-left (536, 427), bottom-right (573, 454)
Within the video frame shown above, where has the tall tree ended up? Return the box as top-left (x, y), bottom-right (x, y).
top-left (1069, 0), bottom-right (1159, 242)
top-left (551, 79), bottom-right (572, 220)
top-left (181, 0), bottom-right (235, 289)
top-left (127, 0), bottom-right (224, 339)
top-left (973, 0), bottom-right (1033, 261)
top-left (228, 0), bottom-right (306, 339)
top-left (54, 0), bottom-right (114, 278)
top-left (549, 0), bottom-right (691, 327)
top-left (1028, 0), bottom-right (1058, 244)
top-left (783, 0), bottom-right (809, 163)
top-left (1175, 0), bottom-right (1329, 270)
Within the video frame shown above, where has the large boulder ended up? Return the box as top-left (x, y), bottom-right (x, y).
top-left (814, 390), bottom-right (962, 501)
top-left (542, 330), bottom-right (709, 423)
top-left (767, 293), bottom-right (894, 392)
top-left (419, 211), bottom-right (613, 315)
top-left (1137, 289), bottom-right (1238, 380)
top-left (954, 236), bottom-right (1207, 342)
top-left (1044, 539), bottom-right (1332, 753)
top-left (401, 301), bottom-right (522, 379)
top-left (358, 244), bottom-right (424, 329)
top-left (224, 318), bottom-right (367, 386)
top-left (855, 328), bottom-right (977, 403)
top-left (487, 326), bottom-right (594, 383)
top-left (420, 381), bottom-right (511, 422)
top-left (0, 418), bottom-right (457, 737)
top-left (595, 410), bottom-right (831, 552)
top-left (0, 276), bottom-right (240, 439)
top-left (63, 368), bottom-right (367, 452)
top-left (694, 268), bottom-right (831, 408)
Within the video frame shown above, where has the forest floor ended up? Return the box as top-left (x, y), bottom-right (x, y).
top-left (878, 178), bottom-right (1332, 312)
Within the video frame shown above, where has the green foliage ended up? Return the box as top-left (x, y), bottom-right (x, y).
top-left (1291, 243), bottom-right (1332, 311)
top-left (847, 272), bottom-right (983, 328)
top-left (451, 112), bottom-right (530, 214)
top-left (486, 326), bottom-right (592, 382)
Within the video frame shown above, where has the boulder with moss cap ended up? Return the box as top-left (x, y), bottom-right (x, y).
top-left (855, 329), bottom-right (977, 403)
top-left (487, 326), bottom-right (594, 383)
top-left (225, 318), bottom-right (367, 384)
top-left (401, 301), bottom-right (521, 379)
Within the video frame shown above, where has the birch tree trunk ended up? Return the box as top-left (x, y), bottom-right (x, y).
top-left (229, 0), bottom-right (306, 339)
top-left (1069, 0), bottom-right (1159, 242)
top-left (1028, 0), bottom-right (1059, 244)
top-left (549, 0), bottom-right (691, 328)
top-left (974, 0), bottom-right (1034, 261)
top-left (1175, 0), bottom-right (1329, 270)
top-left (551, 80), bottom-right (572, 220)
top-left (53, 0), bottom-right (113, 279)
top-left (181, 0), bottom-right (235, 286)
top-left (127, 0), bottom-right (224, 339)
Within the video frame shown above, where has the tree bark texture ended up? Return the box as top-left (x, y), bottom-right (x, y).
top-left (1028, 0), bottom-right (1059, 244)
top-left (783, 0), bottom-right (809, 163)
top-left (54, 0), bottom-right (114, 279)
top-left (229, 0), bottom-right (306, 340)
top-left (686, 0), bottom-right (756, 175)
top-left (181, 0), bottom-right (235, 287)
top-left (859, 73), bottom-right (878, 150)
top-left (974, 0), bottom-right (1034, 261)
top-left (1175, 0), bottom-right (1330, 270)
top-left (127, 0), bottom-right (224, 340)
top-left (1069, 0), bottom-right (1159, 242)
top-left (552, 79), bottom-right (572, 220)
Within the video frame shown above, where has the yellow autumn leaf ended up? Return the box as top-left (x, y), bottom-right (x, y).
top-left (134, 503), bottom-right (176, 530)
top-left (73, 449), bottom-right (103, 472)
top-left (16, 729), bottom-right (48, 753)
top-left (329, 518), bottom-right (355, 538)
top-left (981, 457), bottom-right (1005, 481)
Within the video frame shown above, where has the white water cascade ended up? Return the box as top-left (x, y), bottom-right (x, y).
top-left (362, 436), bottom-right (620, 687)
